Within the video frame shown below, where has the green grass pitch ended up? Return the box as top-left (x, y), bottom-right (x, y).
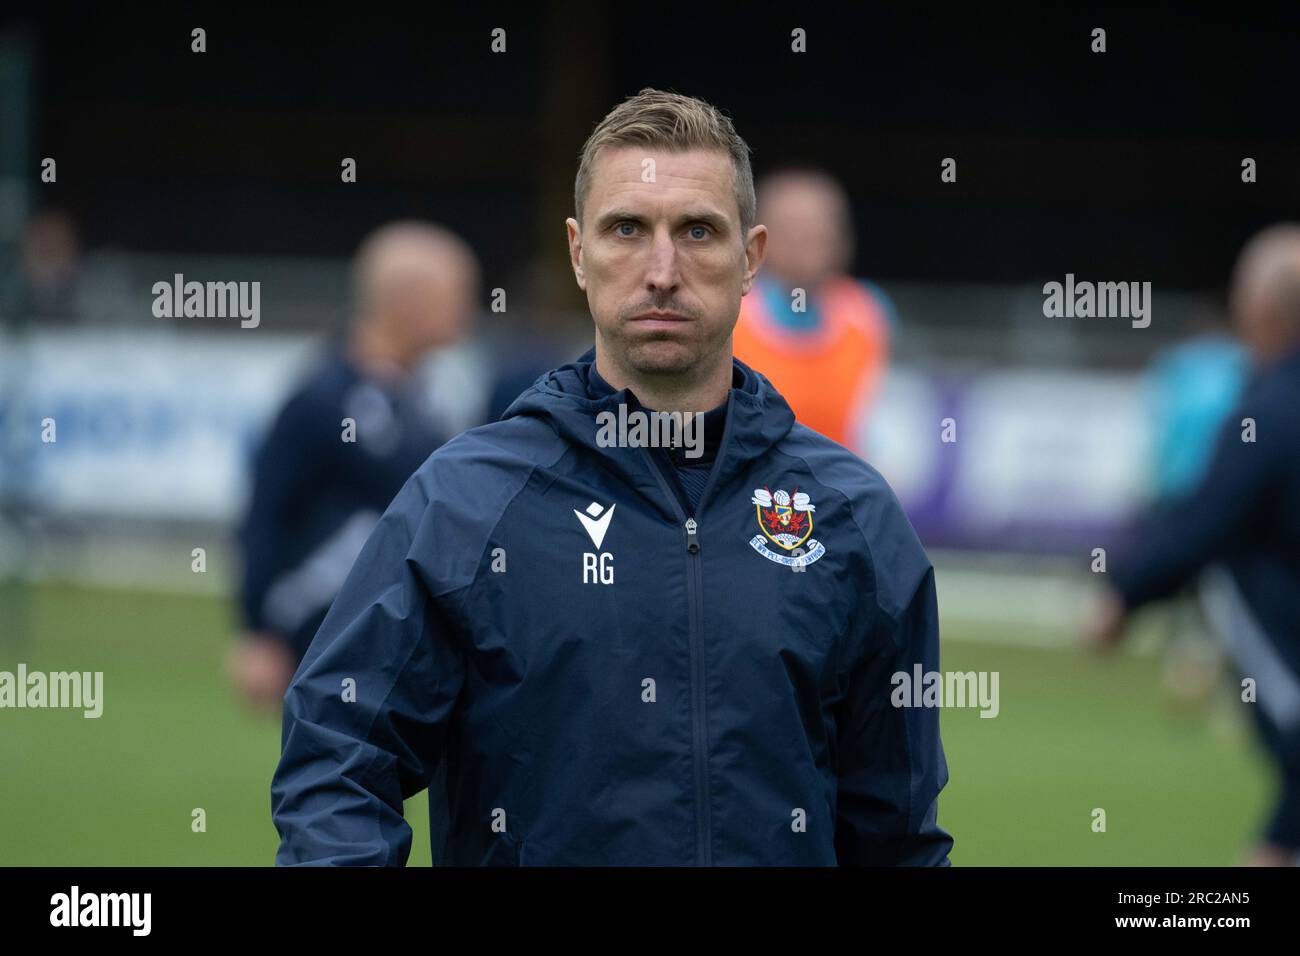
top-left (0, 581), bottom-right (1272, 865)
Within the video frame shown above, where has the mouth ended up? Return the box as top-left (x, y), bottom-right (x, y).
top-left (629, 311), bottom-right (691, 328)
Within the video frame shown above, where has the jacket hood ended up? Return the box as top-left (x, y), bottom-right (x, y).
top-left (500, 345), bottom-right (797, 506)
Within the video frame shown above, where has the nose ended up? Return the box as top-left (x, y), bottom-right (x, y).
top-left (642, 227), bottom-right (681, 295)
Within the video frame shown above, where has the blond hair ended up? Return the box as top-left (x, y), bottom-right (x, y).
top-left (574, 88), bottom-right (755, 239)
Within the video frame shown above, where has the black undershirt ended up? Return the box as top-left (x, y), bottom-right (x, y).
top-left (586, 362), bottom-right (731, 516)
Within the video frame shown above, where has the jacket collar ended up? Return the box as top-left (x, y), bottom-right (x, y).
top-left (501, 345), bottom-right (796, 520)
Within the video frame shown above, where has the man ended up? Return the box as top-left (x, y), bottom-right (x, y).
top-left (1088, 223), bottom-right (1300, 866)
top-left (1, 208), bottom-right (133, 329)
top-left (230, 221), bottom-right (478, 713)
top-left (1141, 308), bottom-right (1247, 705)
top-left (731, 169), bottom-right (897, 450)
top-left (272, 89), bottom-right (952, 866)
top-left (2, 209), bottom-right (83, 326)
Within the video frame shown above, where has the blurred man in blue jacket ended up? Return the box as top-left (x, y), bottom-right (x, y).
top-left (271, 89), bottom-right (952, 866)
top-left (1090, 223), bottom-right (1300, 866)
top-left (230, 221), bottom-right (478, 713)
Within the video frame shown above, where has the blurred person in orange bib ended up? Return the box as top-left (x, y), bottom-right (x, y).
top-left (731, 169), bottom-right (897, 450)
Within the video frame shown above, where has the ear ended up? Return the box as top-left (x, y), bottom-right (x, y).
top-left (565, 217), bottom-right (586, 291)
top-left (741, 224), bottom-right (768, 296)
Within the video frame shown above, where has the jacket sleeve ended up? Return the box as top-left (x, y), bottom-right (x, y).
top-left (270, 468), bottom-right (466, 866)
top-left (238, 388), bottom-right (328, 639)
top-left (1112, 392), bottom-right (1281, 610)
top-left (834, 564), bottom-right (953, 866)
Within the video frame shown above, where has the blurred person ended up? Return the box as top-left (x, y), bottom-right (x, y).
top-left (1087, 223), bottom-right (1300, 866)
top-left (730, 168), bottom-right (897, 450)
top-left (271, 88), bottom-right (951, 866)
top-left (1, 208), bottom-right (138, 329)
top-left (229, 220), bottom-right (479, 714)
top-left (1148, 307), bottom-right (1248, 503)
top-left (2, 209), bottom-right (83, 327)
top-left (483, 260), bottom-right (584, 423)
top-left (1143, 308), bottom-right (1247, 706)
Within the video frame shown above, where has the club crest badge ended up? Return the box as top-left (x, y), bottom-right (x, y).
top-left (749, 487), bottom-right (827, 567)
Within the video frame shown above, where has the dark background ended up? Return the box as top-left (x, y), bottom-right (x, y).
top-left (10, 1), bottom-right (1300, 311)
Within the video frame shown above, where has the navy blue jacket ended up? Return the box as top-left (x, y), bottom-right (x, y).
top-left (1114, 346), bottom-right (1300, 681)
top-left (271, 347), bottom-right (952, 865)
top-left (238, 347), bottom-right (447, 662)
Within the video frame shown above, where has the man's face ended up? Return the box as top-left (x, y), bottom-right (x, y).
top-left (760, 181), bottom-right (850, 290)
top-left (371, 249), bottom-right (474, 357)
top-left (1231, 262), bottom-right (1292, 363)
top-left (1230, 278), bottom-right (1269, 360)
top-left (566, 146), bottom-right (765, 378)
top-left (402, 267), bottom-right (474, 353)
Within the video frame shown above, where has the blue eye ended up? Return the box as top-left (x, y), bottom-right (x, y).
top-left (616, 222), bottom-right (637, 237)
top-left (689, 225), bottom-right (710, 240)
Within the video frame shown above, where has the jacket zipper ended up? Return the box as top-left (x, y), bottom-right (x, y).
top-left (684, 514), bottom-right (709, 866)
top-left (636, 397), bottom-right (735, 867)
top-left (638, 450), bottom-right (710, 865)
